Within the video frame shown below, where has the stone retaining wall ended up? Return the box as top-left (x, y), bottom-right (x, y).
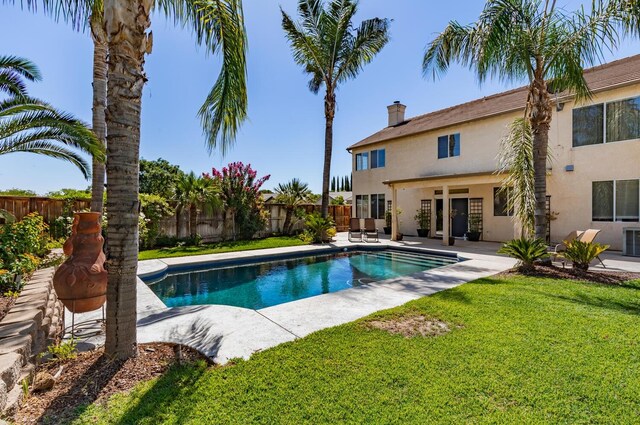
top-left (0, 267), bottom-right (62, 415)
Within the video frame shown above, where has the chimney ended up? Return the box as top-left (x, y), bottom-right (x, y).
top-left (387, 101), bottom-right (406, 127)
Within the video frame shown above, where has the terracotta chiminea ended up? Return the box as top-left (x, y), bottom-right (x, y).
top-left (53, 212), bottom-right (107, 313)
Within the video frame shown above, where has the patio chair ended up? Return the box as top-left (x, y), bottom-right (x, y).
top-left (578, 229), bottom-right (606, 268)
top-left (363, 218), bottom-right (379, 243)
top-left (550, 230), bottom-right (583, 267)
top-left (348, 218), bottom-right (363, 242)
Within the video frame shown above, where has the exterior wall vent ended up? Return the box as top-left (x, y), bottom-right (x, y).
top-left (623, 227), bottom-right (640, 257)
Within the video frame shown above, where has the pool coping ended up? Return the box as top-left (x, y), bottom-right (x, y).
top-left (130, 241), bottom-right (516, 363)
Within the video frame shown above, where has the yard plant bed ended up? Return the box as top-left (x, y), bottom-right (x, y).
top-left (138, 236), bottom-right (307, 260)
top-left (500, 264), bottom-right (640, 285)
top-left (32, 275), bottom-right (640, 423)
top-left (15, 343), bottom-right (206, 424)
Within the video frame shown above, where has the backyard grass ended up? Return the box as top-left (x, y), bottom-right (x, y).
top-left (138, 236), bottom-right (307, 260)
top-left (71, 275), bottom-right (640, 424)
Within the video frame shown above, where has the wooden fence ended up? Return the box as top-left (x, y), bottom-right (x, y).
top-left (0, 196), bottom-right (91, 223)
top-left (0, 196), bottom-right (352, 242)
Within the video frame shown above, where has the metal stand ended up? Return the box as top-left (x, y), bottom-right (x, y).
top-left (62, 300), bottom-right (106, 340)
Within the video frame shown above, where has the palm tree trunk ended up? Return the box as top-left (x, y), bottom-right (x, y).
top-left (90, 15), bottom-right (107, 213)
top-left (283, 208), bottom-right (292, 235)
top-left (104, 0), bottom-right (152, 360)
top-left (190, 204), bottom-right (198, 238)
top-left (321, 89), bottom-right (336, 218)
top-left (529, 77), bottom-right (552, 241)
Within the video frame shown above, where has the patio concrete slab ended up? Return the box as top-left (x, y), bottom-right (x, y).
top-left (258, 284), bottom-right (421, 338)
top-left (136, 305), bottom-right (296, 363)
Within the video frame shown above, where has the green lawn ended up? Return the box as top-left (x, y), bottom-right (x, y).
top-left (138, 236), bottom-right (307, 260)
top-left (73, 275), bottom-right (640, 424)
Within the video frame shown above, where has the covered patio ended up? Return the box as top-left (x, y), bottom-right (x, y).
top-left (384, 171), bottom-right (514, 246)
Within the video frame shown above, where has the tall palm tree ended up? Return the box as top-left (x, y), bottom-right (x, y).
top-left (175, 171), bottom-right (219, 240)
top-left (281, 0), bottom-right (389, 218)
top-left (89, 2), bottom-right (107, 213)
top-left (423, 0), bottom-right (620, 241)
top-left (11, 0), bottom-right (248, 359)
top-left (275, 178), bottom-right (313, 235)
top-left (0, 55), bottom-right (103, 177)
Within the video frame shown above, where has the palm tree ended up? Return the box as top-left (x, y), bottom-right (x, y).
top-left (423, 0), bottom-right (620, 241)
top-left (102, 0), bottom-right (246, 359)
top-left (281, 0), bottom-right (389, 218)
top-left (175, 171), bottom-right (219, 240)
top-left (89, 2), bottom-right (107, 213)
top-left (275, 178), bottom-right (313, 235)
top-left (0, 55), bottom-right (104, 177)
top-left (11, 0), bottom-right (248, 359)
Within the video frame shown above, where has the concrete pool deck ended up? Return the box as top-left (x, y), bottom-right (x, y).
top-left (66, 233), bottom-right (640, 363)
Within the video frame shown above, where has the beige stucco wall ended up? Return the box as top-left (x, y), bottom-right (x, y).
top-left (352, 82), bottom-right (640, 250)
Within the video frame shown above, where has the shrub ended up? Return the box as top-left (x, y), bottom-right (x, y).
top-left (304, 213), bottom-right (336, 243)
top-left (563, 240), bottom-right (609, 271)
top-left (498, 237), bottom-right (548, 271)
top-left (45, 339), bottom-right (77, 361)
top-left (139, 194), bottom-right (174, 249)
top-left (205, 162), bottom-right (270, 240)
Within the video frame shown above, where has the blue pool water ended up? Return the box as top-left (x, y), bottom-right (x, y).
top-left (145, 250), bottom-right (457, 310)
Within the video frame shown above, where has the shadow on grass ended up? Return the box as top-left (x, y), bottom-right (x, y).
top-left (545, 291), bottom-right (640, 316)
top-left (112, 362), bottom-right (209, 425)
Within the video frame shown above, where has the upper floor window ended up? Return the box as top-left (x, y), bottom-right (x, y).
top-left (573, 96), bottom-right (640, 147)
top-left (438, 133), bottom-right (460, 159)
top-left (592, 179), bottom-right (640, 222)
top-left (370, 149), bottom-right (385, 168)
top-left (355, 152), bottom-right (369, 170)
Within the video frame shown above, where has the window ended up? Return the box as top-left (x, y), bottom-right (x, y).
top-left (616, 180), bottom-right (640, 221)
top-left (355, 152), bottom-right (368, 171)
top-left (437, 133), bottom-right (460, 159)
top-left (370, 194), bottom-right (385, 219)
top-left (592, 180), bottom-right (640, 222)
top-left (573, 104), bottom-right (604, 147)
top-left (573, 96), bottom-right (640, 147)
top-left (607, 97), bottom-right (640, 143)
top-left (493, 187), bottom-right (513, 216)
top-left (355, 195), bottom-right (369, 218)
top-left (370, 149), bottom-right (385, 168)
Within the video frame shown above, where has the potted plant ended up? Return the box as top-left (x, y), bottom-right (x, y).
top-left (414, 209), bottom-right (430, 237)
top-left (465, 214), bottom-right (482, 242)
top-left (383, 210), bottom-right (392, 235)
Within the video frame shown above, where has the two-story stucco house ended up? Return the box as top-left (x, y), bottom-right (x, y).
top-left (348, 55), bottom-right (640, 252)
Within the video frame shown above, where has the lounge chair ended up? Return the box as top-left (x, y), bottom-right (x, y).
top-left (578, 229), bottom-right (606, 268)
top-left (348, 218), bottom-right (363, 242)
top-left (363, 218), bottom-right (379, 243)
top-left (550, 230), bottom-right (583, 267)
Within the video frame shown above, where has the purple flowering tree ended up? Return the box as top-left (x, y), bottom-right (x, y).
top-left (204, 162), bottom-right (270, 240)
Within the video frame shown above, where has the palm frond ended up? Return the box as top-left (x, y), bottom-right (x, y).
top-left (156, 0), bottom-right (248, 155)
top-left (0, 55), bottom-right (41, 97)
top-left (496, 118), bottom-right (536, 236)
top-left (336, 17), bottom-right (390, 84)
top-left (2, 0), bottom-right (93, 31)
top-left (0, 140), bottom-right (91, 178)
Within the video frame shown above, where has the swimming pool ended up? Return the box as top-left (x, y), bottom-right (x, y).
top-left (144, 249), bottom-right (458, 310)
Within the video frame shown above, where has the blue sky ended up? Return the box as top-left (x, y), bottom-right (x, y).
top-left (1, 0), bottom-right (637, 194)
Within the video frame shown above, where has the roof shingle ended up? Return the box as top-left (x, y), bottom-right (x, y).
top-left (348, 54), bottom-right (640, 150)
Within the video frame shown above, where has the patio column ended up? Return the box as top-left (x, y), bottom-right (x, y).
top-left (391, 184), bottom-right (398, 241)
top-left (442, 184), bottom-right (450, 246)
